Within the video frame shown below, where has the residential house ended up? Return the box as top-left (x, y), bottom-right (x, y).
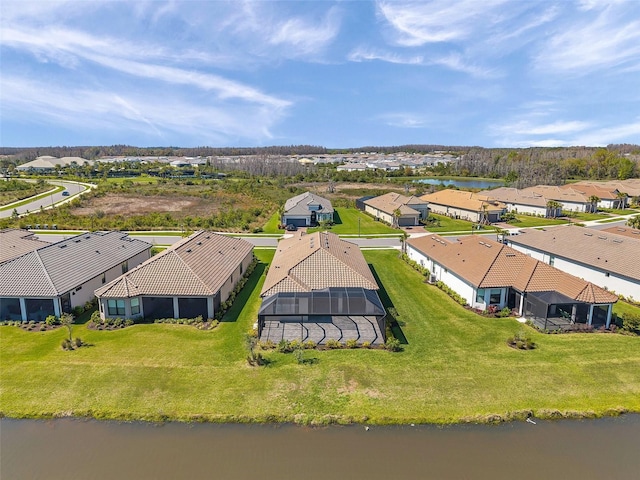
top-left (507, 225), bottom-right (640, 300)
top-left (95, 231), bottom-right (253, 321)
top-left (520, 185), bottom-right (592, 212)
top-left (281, 192), bottom-right (334, 228)
top-left (258, 231), bottom-right (386, 345)
top-left (15, 156), bottom-right (93, 172)
top-left (0, 232), bottom-right (151, 321)
top-left (336, 162), bottom-right (368, 172)
top-left (560, 183), bottom-right (625, 209)
top-left (600, 226), bottom-right (640, 240)
top-left (363, 192), bottom-right (429, 226)
top-left (478, 187), bottom-right (561, 217)
top-left (420, 189), bottom-right (506, 224)
top-left (0, 229), bottom-right (49, 263)
top-left (406, 234), bottom-right (618, 330)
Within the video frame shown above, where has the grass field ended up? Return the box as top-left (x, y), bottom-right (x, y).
top-left (566, 212), bottom-right (610, 221)
top-left (506, 215), bottom-right (569, 228)
top-left (1, 249), bottom-right (639, 425)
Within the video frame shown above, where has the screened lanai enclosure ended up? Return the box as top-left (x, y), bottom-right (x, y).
top-left (258, 287), bottom-right (387, 345)
top-left (523, 290), bottom-right (613, 331)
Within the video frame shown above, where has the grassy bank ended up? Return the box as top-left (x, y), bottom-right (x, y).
top-left (1, 249), bottom-right (639, 425)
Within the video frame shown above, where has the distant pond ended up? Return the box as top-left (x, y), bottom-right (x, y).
top-left (416, 178), bottom-right (504, 189)
top-left (2, 415), bottom-right (639, 479)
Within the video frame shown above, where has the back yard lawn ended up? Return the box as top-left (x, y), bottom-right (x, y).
top-left (1, 249), bottom-right (638, 424)
top-left (506, 215), bottom-right (569, 228)
top-left (423, 213), bottom-right (491, 232)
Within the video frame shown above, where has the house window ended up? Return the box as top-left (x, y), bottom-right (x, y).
top-left (549, 256), bottom-right (555, 266)
top-left (107, 299), bottom-right (125, 316)
top-left (605, 272), bottom-right (610, 277)
top-left (489, 289), bottom-right (502, 305)
top-left (476, 289), bottom-right (486, 303)
top-left (130, 298), bottom-right (140, 315)
top-left (122, 261), bottom-right (128, 274)
top-left (101, 273), bottom-right (106, 284)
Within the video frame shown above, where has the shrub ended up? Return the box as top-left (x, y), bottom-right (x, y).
top-left (73, 306), bottom-right (84, 317)
top-left (384, 337), bottom-right (402, 352)
top-left (74, 337), bottom-right (83, 348)
top-left (496, 307), bottom-right (512, 318)
top-left (277, 339), bottom-right (292, 353)
top-left (621, 313), bottom-right (640, 335)
top-left (507, 330), bottom-right (536, 350)
top-left (45, 315), bottom-right (59, 326)
top-left (325, 339), bottom-right (341, 349)
top-left (259, 340), bottom-right (276, 350)
top-left (361, 341), bottom-right (371, 349)
top-left (346, 339), bottom-right (358, 349)
top-left (303, 340), bottom-right (316, 350)
top-left (61, 339), bottom-right (73, 350)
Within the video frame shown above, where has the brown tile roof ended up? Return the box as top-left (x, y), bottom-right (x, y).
top-left (479, 187), bottom-right (548, 207)
top-left (600, 226), bottom-right (640, 240)
top-left (560, 183), bottom-right (618, 200)
top-left (572, 179), bottom-right (640, 197)
top-left (0, 229), bottom-right (49, 263)
top-left (407, 234), bottom-right (617, 304)
top-left (363, 192), bottom-right (424, 216)
top-left (420, 189), bottom-right (505, 212)
top-left (521, 185), bottom-right (589, 204)
top-left (508, 225), bottom-right (640, 281)
top-left (95, 231), bottom-right (253, 298)
top-left (260, 231), bottom-right (378, 297)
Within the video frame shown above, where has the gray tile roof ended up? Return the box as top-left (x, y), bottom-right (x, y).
top-left (284, 192), bottom-right (334, 216)
top-left (508, 225), bottom-right (640, 281)
top-left (0, 229), bottom-right (50, 263)
top-left (95, 231), bottom-right (253, 298)
top-left (0, 232), bottom-right (152, 297)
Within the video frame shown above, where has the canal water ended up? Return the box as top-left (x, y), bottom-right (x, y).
top-left (2, 416), bottom-right (639, 479)
top-left (416, 178), bottom-right (503, 189)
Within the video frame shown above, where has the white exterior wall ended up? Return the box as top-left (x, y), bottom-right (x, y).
top-left (428, 204), bottom-right (481, 222)
top-left (506, 203), bottom-right (547, 216)
top-left (558, 200), bottom-right (588, 212)
top-left (406, 245), bottom-right (475, 306)
top-left (508, 243), bottom-right (639, 299)
top-left (364, 205), bottom-right (394, 225)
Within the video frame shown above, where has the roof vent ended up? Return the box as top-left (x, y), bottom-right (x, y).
top-left (197, 242), bottom-right (202, 245)
top-left (506, 253), bottom-right (516, 257)
top-left (597, 236), bottom-right (607, 240)
top-left (584, 233), bottom-right (593, 236)
top-left (59, 244), bottom-right (67, 248)
top-left (613, 239), bottom-right (623, 243)
top-left (186, 249), bottom-right (192, 253)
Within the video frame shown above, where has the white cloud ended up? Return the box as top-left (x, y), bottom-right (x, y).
top-left (0, 75), bottom-right (285, 143)
top-left (348, 47), bottom-right (424, 65)
top-left (378, 113), bottom-right (429, 129)
top-left (377, 0), bottom-right (511, 46)
top-left (536, 3), bottom-right (640, 73)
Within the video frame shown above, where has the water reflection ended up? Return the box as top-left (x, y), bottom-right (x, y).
top-left (1, 416), bottom-right (639, 480)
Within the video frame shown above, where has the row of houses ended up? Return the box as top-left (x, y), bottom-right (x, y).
top-left (0, 228), bottom-right (386, 345)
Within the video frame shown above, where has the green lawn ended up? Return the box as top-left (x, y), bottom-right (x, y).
top-left (1, 249), bottom-right (639, 425)
top-left (309, 208), bottom-right (398, 235)
top-left (565, 212), bottom-right (610, 221)
top-left (423, 213), bottom-right (490, 233)
top-left (264, 208), bottom-right (399, 235)
top-left (506, 215), bottom-right (569, 228)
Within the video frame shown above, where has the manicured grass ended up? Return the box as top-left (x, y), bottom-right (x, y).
top-left (507, 215), bottom-right (569, 228)
top-left (566, 212), bottom-right (610, 221)
top-left (0, 186), bottom-right (64, 211)
top-left (423, 213), bottom-right (490, 233)
top-left (262, 212), bottom-right (284, 233)
top-left (613, 300), bottom-right (640, 319)
top-left (308, 208), bottom-right (398, 235)
top-left (1, 249), bottom-right (639, 425)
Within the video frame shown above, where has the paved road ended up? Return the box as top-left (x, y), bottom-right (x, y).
top-left (0, 180), bottom-right (92, 218)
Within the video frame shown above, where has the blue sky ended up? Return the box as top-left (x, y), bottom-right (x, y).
top-left (1, 1), bottom-right (640, 148)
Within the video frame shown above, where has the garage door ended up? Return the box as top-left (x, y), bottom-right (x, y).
top-left (398, 217), bottom-right (415, 226)
top-left (284, 217), bottom-right (307, 227)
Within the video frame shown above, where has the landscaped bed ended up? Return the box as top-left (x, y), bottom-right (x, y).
top-left (1, 249), bottom-right (639, 425)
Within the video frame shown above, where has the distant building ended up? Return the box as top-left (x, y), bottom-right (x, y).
top-left (420, 189), bottom-right (506, 223)
top-left (363, 192), bottom-right (428, 227)
top-left (282, 192), bottom-right (334, 227)
top-left (15, 156), bottom-right (93, 172)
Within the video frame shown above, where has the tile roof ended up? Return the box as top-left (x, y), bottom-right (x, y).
top-left (508, 225), bottom-right (640, 281)
top-left (407, 234), bottom-right (617, 304)
top-left (0, 229), bottom-right (50, 263)
top-left (571, 179), bottom-right (640, 197)
top-left (479, 187), bottom-right (549, 207)
top-left (95, 231), bottom-right (253, 298)
top-left (420, 189), bottom-right (506, 212)
top-left (260, 231), bottom-right (378, 297)
top-left (521, 185), bottom-right (589, 204)
top-left (560, 183), bottom-right (618, 200)
top-left (0, 231), bottom-right (152, 297)
top-left (363, 192), bottom-right (425, 216)
top-left (284, 192), bottom-right (334, 216)
top-left (600, 226), bottom-right (640, 240)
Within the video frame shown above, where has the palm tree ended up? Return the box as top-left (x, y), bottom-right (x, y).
top-left (627, 215), bottom-right (640, 230)
top-left (588, 195), bottom-right (600, 213)
top-left (392, 208), bottom-right (402, 229)
top-left (616, 191), bottom-right (627, 209)
top-left (546, 200), bottom-right (562, 218)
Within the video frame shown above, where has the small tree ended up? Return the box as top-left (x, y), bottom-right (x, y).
top-left (627, 214), bottom-right (640, 230)
top-left (59, 313), bottom-right (74, 342)
top-left (588, 195), bottom-right (600, 213)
